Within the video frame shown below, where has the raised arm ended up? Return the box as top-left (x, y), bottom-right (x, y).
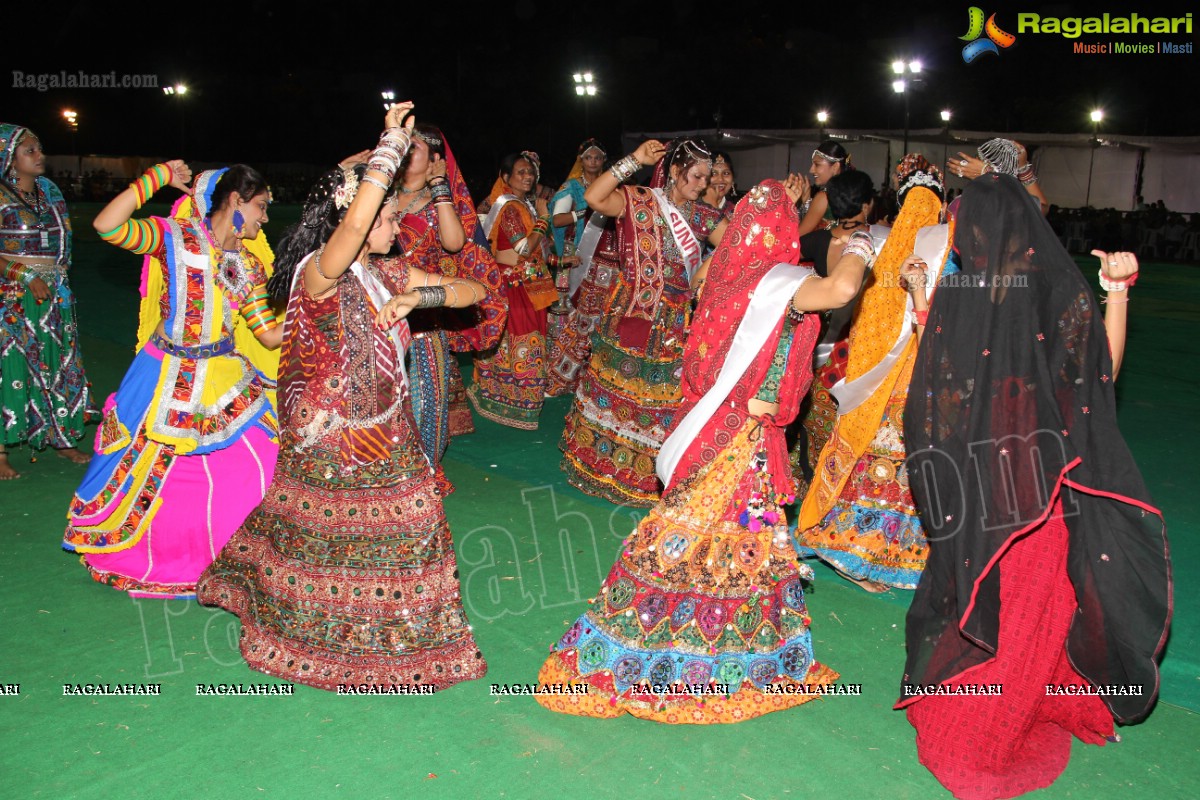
top-left (93, 159), bottom-right (192, 254)
top-left (585, 140), bottom-right (665, 219)
top-left (1092, 249), bottom-right (1137, 380)
top-left (375, 268), bottom-right (488, 328)
top-left (304, 103), bottom-right (415, 297)
top-left (792, 230), bottom-right (875, 313)
top-left (427, 157), bottom-right (466, 253)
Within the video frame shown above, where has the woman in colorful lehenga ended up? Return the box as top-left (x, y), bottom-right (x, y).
top-left (794, 155), bottom-right (946, 591)
top-left (545, 139), bottom-right (609, 398)
top-left (536, 179), bottom-right (879, 723)
top-left (467, 151), bottom-right (557, 429)
top-left (898, 174), bottom-right (1169, 799)
top-left (63, 163), bottom-right (281, 598)
top-left (198, 104), bottom-right (489, 691)
top-left (0, 123), bottom-right (92, 479)
top-left (390, 124), bottom-right (505, 485)
top-left (559, 138), bottom-right (726, 507)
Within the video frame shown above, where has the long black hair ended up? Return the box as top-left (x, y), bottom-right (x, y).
top-left (267, 165), bottom-right (369, 300)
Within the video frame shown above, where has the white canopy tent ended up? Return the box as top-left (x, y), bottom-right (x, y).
top-left (622, 129), bottom-right (1200, 212)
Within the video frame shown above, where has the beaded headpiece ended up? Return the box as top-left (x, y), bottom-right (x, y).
top-left (895, 154), bottom-right (945, 204)
top-left (578, 137), bottom-right (606, 156)
top-left (415, 129), bottom-right (443, 149)
top-left (977, 138), bottom-right (1021, 177)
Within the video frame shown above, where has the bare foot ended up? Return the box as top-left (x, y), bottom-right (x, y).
top-left (834, 567), bottom-right (890, 594)
top-left (0, 453), bottom-right (19, 480)
top-left (54, 447), bottom-right (92, 465)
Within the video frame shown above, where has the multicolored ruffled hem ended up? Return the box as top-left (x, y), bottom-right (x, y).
top-left (536, 649), bottom-right (838, 724)
top-left (467, 329), bottom-right (546, 430)
top-left (540, 417), bottom-right (838, 723)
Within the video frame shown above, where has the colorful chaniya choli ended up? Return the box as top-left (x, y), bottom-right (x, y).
top-left (539, 181), bottom-right (840, 723)
top-left (64, 177), bottom-right (278, 598)
top-left (198, 256), bottom-right (486, 692)
top-left (794, 193), bottom-right (947, 589)
top-left (468, 189), bottom-right (555, 429)
top-left (0, 128), bottom-right (93, 452)
top-left (559, 186), bottom-right (721, 507)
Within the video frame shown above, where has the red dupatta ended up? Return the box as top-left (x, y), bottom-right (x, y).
top-left (672, 180), bottom-right (819, 496)
top-left (394, 133), bottom-right (506, 351)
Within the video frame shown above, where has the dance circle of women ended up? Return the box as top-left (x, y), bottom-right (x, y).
top-left (536, 178), bottom-right (879, 723)
top-left (198, 104), bottom-right (489, 692)
top-left (64, 162), bottom-right (281, 597)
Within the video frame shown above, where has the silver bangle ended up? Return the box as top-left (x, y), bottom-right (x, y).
top-left (415, 285), bottom-right (447, 308)
top-left (842, 231), bottom-right (876, 268)
top-left (361, 175), bottom-right (390, 193)
top-left (609, 154), bottom-right (640, 183)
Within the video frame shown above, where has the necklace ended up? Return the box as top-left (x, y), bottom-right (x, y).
top-left (399, 181), bottom-right (425, 195)
top-left (399, 188), bottom-right (430, 218)
top-left (200, 219), bottom-right (251, 298)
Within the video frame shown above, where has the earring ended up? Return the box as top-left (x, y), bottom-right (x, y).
top-left (232, 209), bottom-right (245, 237)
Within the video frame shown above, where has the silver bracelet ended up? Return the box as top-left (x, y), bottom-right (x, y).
top-left (609, 154), bottom-right (640, 183)
top-left (415, 285), bottom-right (446, 308)
top-left (361, 174), bottom-right (390, 193)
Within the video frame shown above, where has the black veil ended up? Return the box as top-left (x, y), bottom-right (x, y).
top-left (900, 175), bottom-right (1171, 722)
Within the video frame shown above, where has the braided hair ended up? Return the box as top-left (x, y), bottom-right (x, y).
top-left (269, 165), bottom-right (389, 300)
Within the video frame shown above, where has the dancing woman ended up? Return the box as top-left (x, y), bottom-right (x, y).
top-left (198, 104), bottom-right (489, 691)
top-left (390, 125), bottom-right (505, 475)
top-left (559, 138), bottom-right (726, 506)
top-left (468, 151), bottom-right (557, 429)
top-left (0, 123), bottom-right (92, 478)
top-left (797, 140), bottom-right (852, 237)
top-left (64, 161), bottom-right (279, 597)
top-left (898, 174), bottom-right (1170, 799)
top-left (795, 155), bottom-right (946, 591)
top-left (536, 179), bottom-right (878, 722)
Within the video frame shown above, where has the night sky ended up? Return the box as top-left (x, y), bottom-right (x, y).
top-left (5, 0), bottom-right (1197, 197)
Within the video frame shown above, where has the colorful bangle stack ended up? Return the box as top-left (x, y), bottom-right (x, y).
top-left (1016, 163), bottom-right (1038, 186)
top-left (2, 258), bottom-right (34, 285)
top-left (429, 178), bottom-right (452, 205)
top-left (609, 154), bottom-right (640, 183)
top-left (130, 164), bottom-right (172, 207)
top-left (1098, 268), bottom-right (1136, 292)
top-left (547, 253), bottom-right (560, 269)
top-left (532, 216), bottom-right (550, 237)
top-left (241, 287), bottom-right (278, 334)
top-left (842, 230), bottom-right (877, 268)
top-left (366, 127), bottom-right (412, 183)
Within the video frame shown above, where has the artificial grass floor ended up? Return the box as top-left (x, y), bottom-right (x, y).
top-left (1, 205), bottom-right (1196, 799)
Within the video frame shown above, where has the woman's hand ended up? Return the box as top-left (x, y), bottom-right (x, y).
top-left (535, 196), bottom-right (550, 218)
top-left (948, 152), bottom-right (986, 180)
top-left (27, 276), bottom-right (51, 302)
top-left (338, 150), bottom-right (371, 170)
top-left (165, 159), bottom-right (192, 194)
top-left (783, 172), bottom-right (811, 205)
top-left (633, 139), bottom-right (667, 167)
top-left (427, 156), bottom-right (448, 183)
top-left (385, 101), bottom-right (416, 131)
top-left (1014, 141), bottom-right (1029, 168)
top-left (1092, 249), bottom-right (1139, 283)
top-left (898, 255), bottom-right (928, 295)
top-left (376, 291), bottom-right (419, 328)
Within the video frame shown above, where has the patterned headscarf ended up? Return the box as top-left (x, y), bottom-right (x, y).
top-left (0, 123), bottom-right (34, 185)
top-left (895, 153), bottom-right (944, 205)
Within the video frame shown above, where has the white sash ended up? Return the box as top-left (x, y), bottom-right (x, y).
top-left (656, 263), bottom-right (815, 487)
top-left (568, 212), bottom-right (607, 297)
top-left (830, 223), bottom-right (949, 413)
top-left (481, 194), bottom-right (518, 240)
top-left (651, 188), bottom-right (703, 282)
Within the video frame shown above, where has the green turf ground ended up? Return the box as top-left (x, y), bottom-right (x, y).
top-left (1, 204), bottom-right (1196, 799)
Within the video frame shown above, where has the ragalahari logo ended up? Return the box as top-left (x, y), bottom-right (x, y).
top-left (960, 7), bottom-right (1017, 62)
